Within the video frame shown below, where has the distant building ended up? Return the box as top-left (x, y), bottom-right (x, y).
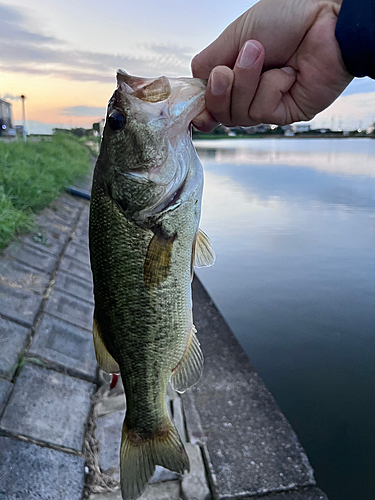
top-left (291, 122), bottom-right (311, 133)
top-left (0, 99), bottom-right (15, 136)
top-left (282, 125), bottom-right (294, 137)
top-left (243, 124), bottom-right (272, 134)
top-left (366, 122), bottom-right (375, 135)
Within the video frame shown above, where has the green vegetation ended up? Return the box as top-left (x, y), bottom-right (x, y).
top-left (0, 133), bottom-right (92, 249)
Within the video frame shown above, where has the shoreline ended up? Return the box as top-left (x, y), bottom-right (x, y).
top-left (193, 134), bottom-right (373, 140)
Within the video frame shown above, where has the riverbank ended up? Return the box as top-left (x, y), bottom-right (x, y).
top-left (0, 172), bottom-right (329, 499)
top-left (0, 134), bottom-right (92, 250)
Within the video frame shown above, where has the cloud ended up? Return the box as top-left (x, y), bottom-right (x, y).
top-left (0, 4), bottom-right (59, 45)
top-left (1, 93), bottom-right (21, 101)
top-left (342, 77), bottom-right (375, 97)
top-left (313, 91), bottom-right (375, 130)
top-left (0, 4), bottom-right (190, 83)
top-left (60, 106), bottom-right (106, 117)
top-left (148, 43), bottom-right (193, 61)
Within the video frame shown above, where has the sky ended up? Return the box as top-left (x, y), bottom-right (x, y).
top-left (1, 0), bottom-right (375, 134)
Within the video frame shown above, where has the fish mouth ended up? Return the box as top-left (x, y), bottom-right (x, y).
top-left (116, 69), bottom-right (206, 126)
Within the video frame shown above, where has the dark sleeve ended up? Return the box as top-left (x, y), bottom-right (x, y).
top-left (335, 0), bottom-right (375, 79)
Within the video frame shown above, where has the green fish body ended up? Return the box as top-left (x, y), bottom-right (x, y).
top-left (89, 71), bottom-right (214, 500)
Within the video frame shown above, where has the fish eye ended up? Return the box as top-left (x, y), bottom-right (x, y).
top-left (108, 110), bottom-right (126, 131)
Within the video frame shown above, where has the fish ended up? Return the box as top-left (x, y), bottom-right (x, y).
top-left (89, 69), bottom-right (215, 500)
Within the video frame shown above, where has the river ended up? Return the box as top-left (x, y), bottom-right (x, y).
top-left (194, 138), bottom-right (375, 500)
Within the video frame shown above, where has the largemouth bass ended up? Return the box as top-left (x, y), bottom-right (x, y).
top-left (89, 70), bottom-right (215, 500)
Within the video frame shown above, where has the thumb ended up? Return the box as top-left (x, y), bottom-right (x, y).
top-left (191, 17), bottom-right (245, 78)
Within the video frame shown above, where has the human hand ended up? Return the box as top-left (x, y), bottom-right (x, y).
top-left (191, 0), bottom-right (353, 131)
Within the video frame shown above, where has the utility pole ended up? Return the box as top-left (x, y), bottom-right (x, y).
top-left (20, 95), bottom-right (26, 142)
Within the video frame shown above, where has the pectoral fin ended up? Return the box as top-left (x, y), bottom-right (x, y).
top-left (170, 326), bottom-right (204, 393)
top-left (144, 233), bottom-right (176, 289)
top-left (194, 228), bottom-right (215, 268)
top-left (93, 314), bottom-right (119, 373)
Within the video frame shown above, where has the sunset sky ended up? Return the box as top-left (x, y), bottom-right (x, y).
top-left (1, 0), bottom-right (375, 134)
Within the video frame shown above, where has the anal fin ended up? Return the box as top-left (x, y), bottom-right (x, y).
top-left (170, 326), bottom-right (204, 393)
top-left (93, 314), bottom-right (119, 373)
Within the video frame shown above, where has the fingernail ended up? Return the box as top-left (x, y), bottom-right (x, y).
top-left (210, 70), bottom-right (229, 96)
top-left (281, 66), bottom-right (295, 75)
top-left (238, 40), bottom-right (261, 68)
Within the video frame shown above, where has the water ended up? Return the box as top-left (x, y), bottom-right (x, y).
top-left (195, 138), bottom-right (375, 500)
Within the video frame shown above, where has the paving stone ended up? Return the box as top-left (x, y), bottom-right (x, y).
top-left (95, 409), bottom-right (125, 478)
top-left (1, 363), bottom-right (95, 451)
top-left (60, 255), bottom-right (93, 282)
top-left (89, 491), bottom-right (122, 500)
top-left (186, 277), bottom-right (316, 499)
top-left (4, 242), bottom-right (58, 273)
top-left (0, 378), bottom-right (12, 416)
top-left (21, 226), bottom-right (70, 256)
top-left (88, 480), bottom-right (181, 500)
top-left (53, 270), bottom-right (94, 303)
top-left (0, 435), bottom-right (85, 500)
top-left (181, 443), bottom-right (211, 500)
top-left (0, 285), bottom-right (44, 327)
top-left (167, 384), bottom-right (179, 400)
top-left (45, 289), bottom-right (94, 331)
top-left (182, 391), bottom-right (206, 445)
top-left (35, 215), bottom-right (72, 235)
top-left (65, 240), bottom-right (90, 265)
top-left (77, 212), bottom-right (90, 228)
top-left (0, 317), bottom-right (30, 379)
top-left (140, 481), bottom-right (181, 499)
top-left (30, 313), bottom-right (97, 381)
top-left (95, 407), bottom-right (178, 484)
top-left (73, 224), bottom-right (89, 241)
top-left (172, 396), bottom-right (187, 442)
top-left (97, 379), bottom-right (126, 417)
top-left (71, 232), bottom-right (89, 249)
top-left (39, 201), bottom-right (81, 227)
top-left (0, 258), bottom-right (51, 294)
top-left (150, 467), bottom-right (180, 484)
top-left (261, 488), bottom-right (329, 500)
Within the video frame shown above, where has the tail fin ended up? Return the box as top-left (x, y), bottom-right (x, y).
top-left (120, 419), bottom-right (189, 500)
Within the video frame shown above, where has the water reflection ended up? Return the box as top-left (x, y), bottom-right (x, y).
top-left (195, 138), bottom-right (375, 500)
top-left (196, 138), bottom-right (375, 177)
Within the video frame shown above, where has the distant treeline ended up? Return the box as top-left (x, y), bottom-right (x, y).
top-left (53, 127), bottom-right (95, 138)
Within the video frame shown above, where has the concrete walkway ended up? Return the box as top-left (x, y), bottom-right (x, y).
top-left (0, 175), bottom-right (329, 499)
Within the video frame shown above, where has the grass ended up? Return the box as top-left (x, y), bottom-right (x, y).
top-left (0, 133), bottom-right (92, 249)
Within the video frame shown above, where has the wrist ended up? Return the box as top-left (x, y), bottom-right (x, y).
top-left (335, 0), bottom-right (375, 78)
